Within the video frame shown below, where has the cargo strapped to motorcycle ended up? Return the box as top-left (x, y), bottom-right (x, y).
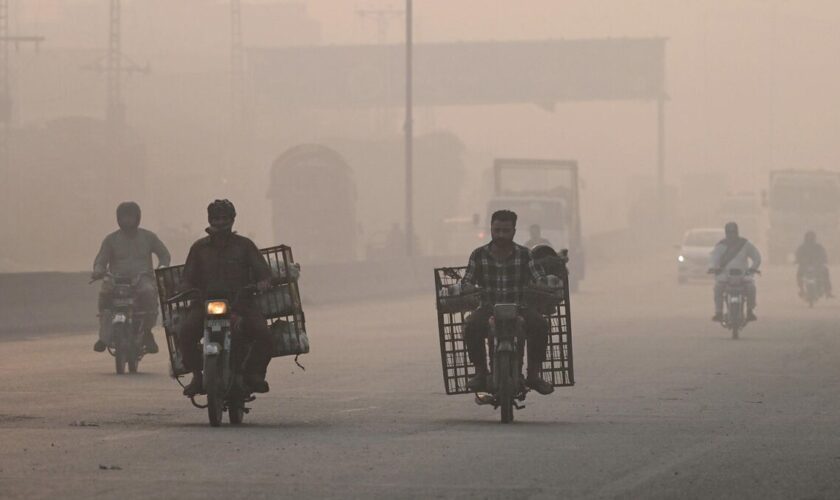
top-left (155, 244), bottom-right (308, 378)
top-left (433, 266), bottom-right (574, 395)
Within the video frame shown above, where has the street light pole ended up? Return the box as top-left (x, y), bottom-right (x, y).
top-left (404, 0), bottom-right (414, 256)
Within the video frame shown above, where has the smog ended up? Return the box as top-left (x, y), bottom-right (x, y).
top-left (1, 1), bottom-right (839, 498)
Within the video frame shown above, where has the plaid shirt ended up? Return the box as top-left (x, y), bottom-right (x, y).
top-left (462, 242), bottom-right (545, 304)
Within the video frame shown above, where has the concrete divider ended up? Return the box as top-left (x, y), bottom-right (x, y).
top-left (0, 256), bottom-right (461, 335)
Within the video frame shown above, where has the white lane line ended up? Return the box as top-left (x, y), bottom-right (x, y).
top-left (337, 406), bottom-right (380, 414)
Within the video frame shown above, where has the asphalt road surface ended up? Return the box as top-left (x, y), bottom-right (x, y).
top-left (2, 259), bottom-right (840, 499)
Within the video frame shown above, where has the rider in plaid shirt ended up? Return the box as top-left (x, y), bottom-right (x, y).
top-left (461, 210), bottom-right (554, 395)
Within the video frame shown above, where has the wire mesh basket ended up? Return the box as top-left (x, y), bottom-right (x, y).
top-left (434, 266), bottom-right (574, 395)
top-left (155, 244), bottom-right (307, 378)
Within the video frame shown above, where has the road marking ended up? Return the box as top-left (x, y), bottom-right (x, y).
top-left (337, 406), bottom-right (379, 414)
top-left (99, 430), bottom-right (160, 442)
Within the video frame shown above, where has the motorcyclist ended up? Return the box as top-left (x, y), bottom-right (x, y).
top-left (178, 199), bottom-right (274, 397)
top-left (795, 230), bottom-right (833, 298)
top-left (709, 222), bottom-right (761, 322)
top-left (461, 209), bottom-right (555, 396)
top-left (92, 201), bottom-right (170, 353)
top-left (525, 224), bottom-right (552, 249)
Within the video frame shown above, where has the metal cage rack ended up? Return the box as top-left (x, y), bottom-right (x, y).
top-left (155, 245), bottom-right (307, 378)
top-left (434, 266), bottom-right (574, 395)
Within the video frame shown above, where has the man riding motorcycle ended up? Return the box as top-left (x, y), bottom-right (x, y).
top-left (461, 209), bottom-right (554, 396)
top-left (92, 201), bottom-right (171, 353)
top-left (795, 231), bottom-right (833, 298)
top-left (178, 199), bottom-right (274, 397)
top-left (709, 222), bottom-right (762, 322)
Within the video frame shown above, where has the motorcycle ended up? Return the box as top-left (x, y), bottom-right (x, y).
top-left (800, 265), bottom-right (824, 307)
top-left (167, 283), bottom-right (268, 427)
top-left (91, 271), bottom-right (153, 374)
top-left (472, 287), bottom-right (563, 424)
top-left (715, 268), bottom-right (759, 340)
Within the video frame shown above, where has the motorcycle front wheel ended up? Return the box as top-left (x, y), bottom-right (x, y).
top-left (127, 328), bottom-right (140, 374)
top-left (113, 324), bottom-right (127, 375)
top-left (229, 403), bottom-right (244, 425)
top-left (204, 357), bottom-right (224, 427)
top-left (496, 352), bottom-right (515, 424)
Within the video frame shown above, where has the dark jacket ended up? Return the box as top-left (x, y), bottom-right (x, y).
top-left (796, 242), bottom-right (828, 267)
top-left (181, 232), bottom-right (271, 300)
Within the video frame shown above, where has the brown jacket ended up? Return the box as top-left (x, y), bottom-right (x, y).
top-left (181, 232), bottom-right (270, 299)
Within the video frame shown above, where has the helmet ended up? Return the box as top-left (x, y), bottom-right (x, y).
top-left (805, 230), bottom-right (817, 244)
top-left (207, 199), bottom-right (236, 220)
top-left (116, 201), bottom-right (141, 230)
top-left (724, 222), bottom-right (739, 239)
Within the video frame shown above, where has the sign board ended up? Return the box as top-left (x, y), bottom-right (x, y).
top-left (249, 38), bottom-right (666, 109)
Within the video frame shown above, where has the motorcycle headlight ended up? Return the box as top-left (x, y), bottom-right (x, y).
top-left (206, 301), bottom-right (229, 316)
top-left (678, 255), bottom-right (685, 263)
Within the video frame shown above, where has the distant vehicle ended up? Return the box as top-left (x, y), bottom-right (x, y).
top-left (677, 228), bottom-right (724, 284)
top-left (269, 144), bottom-right (358, 264)
top-left (800, 265), bottom-right (825, 308)
top-left (765, 170), bottom-right (840, 264)
top-left (484, 158), bottom-right (585, 291)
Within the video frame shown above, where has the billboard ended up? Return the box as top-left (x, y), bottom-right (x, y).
top-left (249, 38), bottom-right (666, 109)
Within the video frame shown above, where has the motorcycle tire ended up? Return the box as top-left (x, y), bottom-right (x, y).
top-left (496, 353), bottom-right (514, 424)
top-left (128, 329), bottom-right (140, 374)
top-left (204, 356), bottom-right (224, 427)
top-left (113, 325), bottom-right (127, 375)
top-left (229, 404), bottom-right (244, 425)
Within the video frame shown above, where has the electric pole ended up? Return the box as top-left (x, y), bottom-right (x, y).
top-left (83, 0), bottom-right (149, 138)
top-left (0, 0), bottom-right (43, 251)
top-left (356, 7), bottom-right (404, 44)
top-left (231, 0), bottom-right (245, 130)
top-left (404, 0), bottom-right (413, 256)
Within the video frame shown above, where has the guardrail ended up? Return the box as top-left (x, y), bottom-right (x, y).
top-left (0, 256), bottom-right (459, 335)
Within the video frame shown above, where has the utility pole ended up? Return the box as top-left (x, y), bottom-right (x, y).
top-left (404, 0), bottom-right (413, 256)
top-left (231, 0), bottom-right (244, 130)
top-left (83, 0), bottom-right (149, 138)
top-left (356, 7), bottom-right (404, 44)
top-left (0, 0), bottom-right (44, 257)
top-left (356, 6), bottom-right (404, 136)
top-left (0, 0), bottom-right (43, 165)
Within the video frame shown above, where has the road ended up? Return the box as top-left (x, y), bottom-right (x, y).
top-left (1, 258), bottom-right (840, 499)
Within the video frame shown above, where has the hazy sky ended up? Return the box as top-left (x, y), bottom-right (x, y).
top-left (6, 0), bottom-right (840, 269)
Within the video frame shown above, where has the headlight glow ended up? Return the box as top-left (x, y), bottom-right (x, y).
top-left (206, 301), bottom-right (228, 316)
top-left (678, 255), bottom-right (685, 263)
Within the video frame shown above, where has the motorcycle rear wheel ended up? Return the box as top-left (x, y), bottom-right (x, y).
top-left (204, 357), bottom-right (224, 427)
top-left (496, 353), bottom-right (514, 424)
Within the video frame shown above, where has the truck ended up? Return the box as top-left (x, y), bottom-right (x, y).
top-left (765, 170), bottom-right (840, 264)
top-left (485, 158), bottom-right (585, 291)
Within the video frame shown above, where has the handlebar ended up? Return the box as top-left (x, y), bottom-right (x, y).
top-left (164, 276), bottom-right (285, 305)
top-left (89, 270), bottom-right (154, 285)
top-left (707, 268), bottom-right (761, 276)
